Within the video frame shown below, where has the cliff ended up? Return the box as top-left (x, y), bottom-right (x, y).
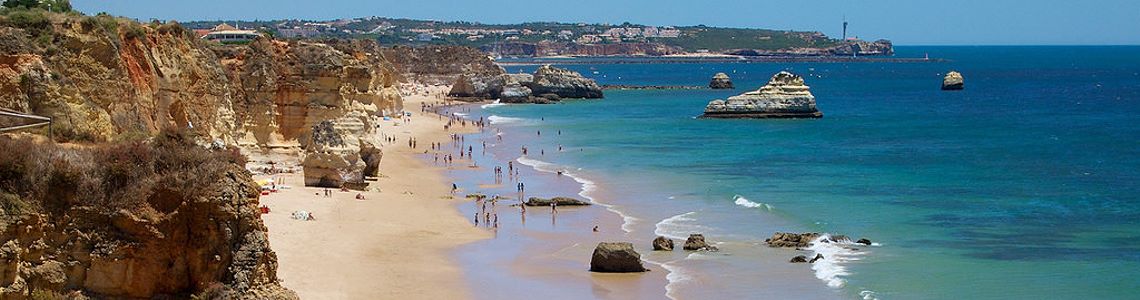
top-left (380, 45), bottom-right (503, 85)
top-left (0, 132), bottom-right (295, 299)
top-left (0, 11), bottom-right (411, 297)
top-left (726, 40), bottom-right (894, 57)
top-left (0, 12), bottom-right (403, 187)
top-left (482, 41), bottom-right (683, 57)
top-left (448, 65), bottom-right (602, 103)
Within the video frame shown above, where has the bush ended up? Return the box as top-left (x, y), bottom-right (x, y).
top-left (0, 128), bottom-right (249, 217)
top-left (123, 22), bottom-right (146, 40)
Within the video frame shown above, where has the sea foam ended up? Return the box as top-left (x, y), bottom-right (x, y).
top-left (804, 234), bottom-right (872, 289)
top-left (733, 195), bottom-right (773, 211)
top-left (488, 115), bottom-right (529, 125)
top-left (480, 99), bottom-right (505, 109)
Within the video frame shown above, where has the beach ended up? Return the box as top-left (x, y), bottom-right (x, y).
top-left (259, 86), bottom-right (491, 299)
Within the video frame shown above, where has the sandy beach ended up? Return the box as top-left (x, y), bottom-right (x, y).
top-left (259, 86), bottom-right (490, 299)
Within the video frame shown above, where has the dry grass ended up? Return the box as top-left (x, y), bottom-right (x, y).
top-left (0, 128), bottom-right (247, 218)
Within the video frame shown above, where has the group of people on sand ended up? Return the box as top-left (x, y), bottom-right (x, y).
top-left (473, 195), bottom-right (499, 228)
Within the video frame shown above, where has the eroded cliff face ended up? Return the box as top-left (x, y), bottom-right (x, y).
top-left (380, 45), bottom-right (503, 85)
top-left (0, 14), bottom-right (403, 188)
top-left (0, 12), bottom-right (406, 298)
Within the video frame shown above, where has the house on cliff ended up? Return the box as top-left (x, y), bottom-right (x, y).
top-left (202, 23), bottom-right (262, 43)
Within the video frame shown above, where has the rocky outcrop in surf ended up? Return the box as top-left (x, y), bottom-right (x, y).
top-left (682, 234), bottom-right (717, 251)
top-left (700, 71), bottom-right (822, 119)
top-left (528, 65), bottom-right (603, 99)
top-left (709, 73), bottom-right (734, 89)
top-left (652, 236), bottom-right (675, 251)
top-left (765, 232), bottom-right (821, 248)
top-left (589, 242), bottom-right (648, 273)
top-left (942, 71), bottom-right (964, 90)
top-left (448, 65), bottom-right (602, 103)
top-left (523, 196), bottom-right (591, 206)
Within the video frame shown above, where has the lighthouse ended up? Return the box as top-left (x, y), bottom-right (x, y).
top-left (842, 18), bottom-right (849, 40)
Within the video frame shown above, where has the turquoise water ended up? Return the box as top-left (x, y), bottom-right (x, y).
top-left (467, 46), bottom-right (1140, 299)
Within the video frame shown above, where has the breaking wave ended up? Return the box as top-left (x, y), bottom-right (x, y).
top-left (515, 156), bottom-right (636, 232)
top-left (733, 195), bottom-right (773, 211)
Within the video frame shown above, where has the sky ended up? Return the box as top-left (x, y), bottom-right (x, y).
top-left (72, 0), bottom-right (1140, 45)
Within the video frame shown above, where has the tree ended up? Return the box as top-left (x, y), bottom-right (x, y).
top-left (2, 0), bottom-right (40, 9)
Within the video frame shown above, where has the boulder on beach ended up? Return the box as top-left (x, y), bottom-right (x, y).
top-left (652, 236), bottom-right (675, 251)
top-left (700, 71), bottom-right (822, 119)
top-left (524, 197), bottom-right (592, 206)
top-left (790, 255), bottom-right (809, 263)
top-left (589, 242), bottom-right (648, 273)
top-left (942, 71), bottom-right (964, 90)
top-left (682, 234), bottom-right (717, 251)
top-left (765, 232), bottom-right (821, 248)
top-left (856, 238), bottom-right (873, 245)
top-left (809, 253), bottom-right (825, 263)
top-left (709, 72), bottom-right (734, 89)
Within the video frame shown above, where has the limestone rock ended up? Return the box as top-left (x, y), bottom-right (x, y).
top-left (526, 65), bottom-right (603, 99)
top-left (701, 71), bottom-right (822, 119)
top-left (790, 255), bottom-right (809, 263)
top-left (765, 232), bottom-right (821, 248)
top-left (709, 72), bottom-right (734, 89)
top-left (942, 71), bottom-right (964, 90)
top-left (523, 197), bottom-right (591, 206)
top-left (499, 83), bottom-right (533, 103)
top-left (809, 253), bottom-right (825, 263)
top-left (652, 236), bottom-right (674, 251)
top-left (589, 242), bottom-right (648, 273)
top-left (682, 234), bottom-right (717, 251)
top-left (856, 238), bottom-right (873, 246)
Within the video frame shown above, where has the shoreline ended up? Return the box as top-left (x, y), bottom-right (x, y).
top-left (496, 55), bottom-right (942, 65)
top-left (436, 102), bottom-right (672, 299)
top-left (258, 86), bottom-right (491, 299)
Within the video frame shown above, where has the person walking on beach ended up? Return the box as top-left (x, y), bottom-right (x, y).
top-left (551, 199), bottom-right (557, 214)
top-left (452, 183), bottom-right (458, 193)
top-left (474, 212), bottom-right (479, 226)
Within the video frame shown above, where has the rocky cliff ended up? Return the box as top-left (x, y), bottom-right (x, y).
top-left (0, 132), bottom-right (296, 299)
top-left (0, 12), bottom-right (402, 187)
top-left (482, 41), bottom-right (683, 57)
top-left (726, 40), bottom-right (894, 57)
top-left (380, 45), bottom-right (503, 85)
top-left (701, 71), bottom-right (822, 118)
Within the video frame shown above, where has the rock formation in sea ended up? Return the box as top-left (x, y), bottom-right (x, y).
top-left (682, 234), bottom-right (717, 251)
top-left (789, 255), bottom-right (809, 263)
top-left (0, 14), bottom-right (402, 189)
top-left (652, 236), bottom-right (675, 251)
top-left (523, 197), bottom-right (591, 206)
top-left (589, 242), bottom-right (648, 273)
top-left (765, 232), bottom-right (821, 248)
top-left (449, 65), bottom-right (602, 103)
top-left (709, 72), bottom-right (734, 89)
top-left (0, 132), bottom-right (296, 298)
top-left (700, 71), bottom-right (822, 119)
top-left (528, 64), bottom-right (604, 99)
top-left (942, 71), bottom-right (964, 90)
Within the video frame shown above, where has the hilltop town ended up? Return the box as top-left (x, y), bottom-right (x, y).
top-left (181, 17), bottom-right (893, 57)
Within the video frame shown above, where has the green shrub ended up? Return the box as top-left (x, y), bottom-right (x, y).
top-left (123, 22), bottom-right (146, 40)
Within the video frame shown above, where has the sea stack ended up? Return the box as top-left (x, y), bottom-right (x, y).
top-left (709, 72), bottom-right (734, 89)
top-left (942, 71), bottom-right (964, 90)
top-left (700, 71), bottom-right (822, 119)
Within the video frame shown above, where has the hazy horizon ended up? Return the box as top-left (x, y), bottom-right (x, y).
top-left (72, 0), bottom-right (1140, 46)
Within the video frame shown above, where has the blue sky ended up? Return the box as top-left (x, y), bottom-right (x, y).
top-left (73, 0), bottom-right (1139, 45)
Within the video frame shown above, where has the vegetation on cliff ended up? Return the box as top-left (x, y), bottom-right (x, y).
top-left (0, 130), bottom-right (295, 298)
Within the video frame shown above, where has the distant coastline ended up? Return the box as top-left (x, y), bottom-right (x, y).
top-left (496, 55), bottom-right (944, 65)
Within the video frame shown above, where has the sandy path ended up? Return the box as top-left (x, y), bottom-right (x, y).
top-left (260, 89), bottom-right (489, 299)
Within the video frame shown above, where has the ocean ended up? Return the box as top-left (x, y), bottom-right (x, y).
top-left (444, 46), bottom-right (1140, 299)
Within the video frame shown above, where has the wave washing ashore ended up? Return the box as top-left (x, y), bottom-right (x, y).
top-left (438, 46), bottom-right (1140, 299)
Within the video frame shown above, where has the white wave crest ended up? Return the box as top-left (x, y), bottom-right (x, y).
top-left (733, 195), bottom-right (773, 211)
top-left (480, 99), bottom-right (505, 109)
top-left (804, 234), bottom-right (870, 289)
top-left (653, 212), bottom-right (707, 241)
top-left (488, 115), bottom-right (529, 125)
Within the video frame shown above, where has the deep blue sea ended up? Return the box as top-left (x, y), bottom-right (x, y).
top-left (463, 46), bottom-right (1140, 299)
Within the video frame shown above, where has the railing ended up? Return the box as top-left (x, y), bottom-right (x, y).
top-left (0, 108), bottom-right (52, 140)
